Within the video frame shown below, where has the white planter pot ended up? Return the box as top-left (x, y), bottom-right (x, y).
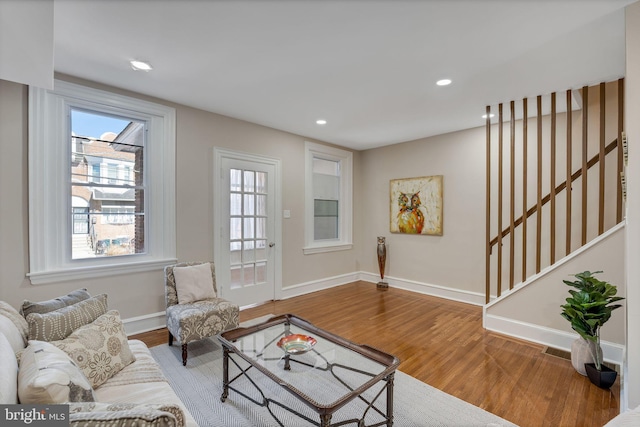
top-left (571, 338), bottom-right (602, 376)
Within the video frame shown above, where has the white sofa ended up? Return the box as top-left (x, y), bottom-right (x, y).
top-left (0, 298), bottom-right (197, 427)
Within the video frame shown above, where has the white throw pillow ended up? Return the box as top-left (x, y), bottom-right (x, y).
top-left (18, 340), bottom-right (95, 404)
top-left (0, 332), bottom-right (18, 404)
top-left (0, 314), bottom-right (26, 353)
top-left (173, 263), bottom-right (216, 304)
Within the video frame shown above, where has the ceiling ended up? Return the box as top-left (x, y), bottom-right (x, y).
top-left (53, 0), bottom-right (635, 151)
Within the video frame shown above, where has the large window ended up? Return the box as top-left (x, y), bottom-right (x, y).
top-left (29, 80), bottom-right (176, 284)
top-left (303, 142), bottom-right (353, 254)
top-left (70, 109), bottom-right (141, 259)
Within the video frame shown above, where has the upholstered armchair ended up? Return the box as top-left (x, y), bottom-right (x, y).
top-left (164, 262), bottom-right (239, 366)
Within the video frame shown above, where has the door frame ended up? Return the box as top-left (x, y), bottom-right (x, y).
top-left (213, 147), bottom-right (282, 303)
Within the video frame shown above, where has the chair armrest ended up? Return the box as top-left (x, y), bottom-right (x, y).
top-left (69, 402), bottom-right (184, 427)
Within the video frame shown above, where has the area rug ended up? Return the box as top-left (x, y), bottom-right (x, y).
top-left (150, 317), bottom-right (517, 427)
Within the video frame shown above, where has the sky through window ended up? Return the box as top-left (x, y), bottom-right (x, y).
top-left (71, 110), bottom-right (131, 140)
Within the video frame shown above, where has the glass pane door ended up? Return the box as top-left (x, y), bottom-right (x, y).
top-left (229, 168), bottom-right (268, 290)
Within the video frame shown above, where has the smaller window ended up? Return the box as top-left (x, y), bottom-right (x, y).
top-left (91, 164), bottom-right (100, 183)
top-left (314, 199), bottom-right (339, 240)
top-left (303, 142), bottom-right (353, 254)
top-left (106, 163), bottom-right (118, 184)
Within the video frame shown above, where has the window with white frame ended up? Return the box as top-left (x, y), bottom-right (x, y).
top-left (29, 80), bottom-right (176, 284)
top-left (303, 141), bottom-right (353, 254)
top-left (70, 109), bottom-right (141, 258)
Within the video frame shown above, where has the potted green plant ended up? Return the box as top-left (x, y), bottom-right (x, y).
top-left (560, 271), bottom-right (624, 389)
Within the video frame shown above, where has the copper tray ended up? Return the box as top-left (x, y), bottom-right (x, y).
top-left (277, 334), bottom-right (317, 355)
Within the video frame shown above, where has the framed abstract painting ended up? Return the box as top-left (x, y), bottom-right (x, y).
top-left (389, 175), bottom-right (443, 235)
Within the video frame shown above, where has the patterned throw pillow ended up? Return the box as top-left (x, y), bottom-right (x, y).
top-left (26, 294), bottom-right (108, 342)
top-left (21, 288), bottom-right (92, 317)
top-left (69, 403), bottom-right (185, 427)
top-left (18, 340), bottom-right (95, 404)
top-left (51, 310), bottom-right (136, 389)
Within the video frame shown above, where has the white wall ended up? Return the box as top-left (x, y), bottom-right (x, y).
top-left (358, 127), bottom-right (486, 299)
top-left (0, 75), bottom-right (362, 331)
top-left (486, 225), bottom-right (626, 357)
top-left (0, 0), bottom-right (53, 89)
top-left (624, 0), bottom-right (640, 410)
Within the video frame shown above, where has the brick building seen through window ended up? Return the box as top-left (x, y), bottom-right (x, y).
top-left (70, 110), bottom-right (145, 259)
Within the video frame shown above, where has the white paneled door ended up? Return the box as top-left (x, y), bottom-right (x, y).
top-left (214, 150), bottom-right (279, 307)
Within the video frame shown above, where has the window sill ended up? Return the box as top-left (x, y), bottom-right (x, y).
top-left (27, 258), bottom-right (177, 285)
top-left (302, 243), bottom-right (353, 255)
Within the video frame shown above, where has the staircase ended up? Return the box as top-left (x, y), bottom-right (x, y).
top-left (72, 233), bottom-right (95, 258)
top-left (481, 79), bottom-right (626, 364)
top-left (484, 79), bottom-right (625, 301)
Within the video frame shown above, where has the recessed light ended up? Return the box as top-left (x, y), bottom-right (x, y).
top-left (482, 113), bottom-right (495, 119)
top-left (130, 60), bottom-right (153, 72)
top-left (436, 79), bottom-right (452, 86)
top-left (316, 119), bottom-right (327, 125)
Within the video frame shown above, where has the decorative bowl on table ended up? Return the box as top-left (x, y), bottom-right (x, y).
top-left (277, 334), bottom-right (317, 355)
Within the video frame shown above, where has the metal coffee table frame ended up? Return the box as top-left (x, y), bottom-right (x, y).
top-left (218, 314), bottom-right (400, 427)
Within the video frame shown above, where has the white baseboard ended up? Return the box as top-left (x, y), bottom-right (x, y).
top-left (484, 313), bottom-right (625, 365)
top-left (280, 270), bottom-right (486, 306)
top-left (280, 272), bottom-right (360, 300)
top-left (358, 271), bottom-right (486, 306)
top-left (121, 274), bottom-right (360, 335)
top-left (122, 311), bottom-right (166, 336)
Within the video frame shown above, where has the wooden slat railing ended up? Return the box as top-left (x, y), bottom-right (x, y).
top-left (485, 106), bottom-right (492, 302)
top-left (550, 92), bottom-right (557, 265)
top-left (566, 90), bottom-right (572, 256)
top-left (522, 98), bottom-right (528, 282)
top-left (486, 79), bottom-right (624, 303)
top-left (582, 86), bottom-right (589, 246)
top-left (509, 101), bottom-right (516, 289)
top-left (617, 79), bottom-right (625, 222)
top-left (536, 96), bottom-right (543, 273)
top-left (489, 137), bottom-right (618, 248)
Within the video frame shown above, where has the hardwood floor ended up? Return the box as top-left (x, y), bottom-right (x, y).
top-left (131, 281), bottom-right (620, 427)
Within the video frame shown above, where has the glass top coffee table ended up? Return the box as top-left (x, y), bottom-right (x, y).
top-left (218, 314), bottom-right (400, 427)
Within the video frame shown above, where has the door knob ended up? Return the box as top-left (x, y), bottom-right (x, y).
top-left (269, 243), bottom-right (275, 247)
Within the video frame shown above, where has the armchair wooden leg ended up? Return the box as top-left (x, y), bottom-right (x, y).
top-left (168, 331), bottom-right (173, 346)
top-left (181, 344), bottom-right (188, 366)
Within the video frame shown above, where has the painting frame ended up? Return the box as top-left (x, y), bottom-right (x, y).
top-left (389, 175), bottom-right (443, 235)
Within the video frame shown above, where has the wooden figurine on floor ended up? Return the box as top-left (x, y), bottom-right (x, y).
top-left (377, 236), bottom-right (388, 289)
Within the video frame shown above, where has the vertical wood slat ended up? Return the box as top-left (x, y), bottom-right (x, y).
top-left (566, 90), bottom-right (573, 256)
top-left (485, 106), bottom-right (491, 304)
top-left (550, 93), bottom-right (557, 264)
top-left (599, 83), bottom-right (606, 235)
top-left (617, 78), bottom-right (624, 222)
top-left (536, 96), bottom-right (542, 273)
top-left (522, 98), bottom-right (528, 282)
top-left (509, 101), bottom-right (515, 290)
top-left (497, 104), bottom-right (504, 297)
top-left (582, 86), bottom-right (589, 246)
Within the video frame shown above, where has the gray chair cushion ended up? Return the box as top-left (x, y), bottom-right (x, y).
top-left (166, 299), bottom-right (239, 345)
